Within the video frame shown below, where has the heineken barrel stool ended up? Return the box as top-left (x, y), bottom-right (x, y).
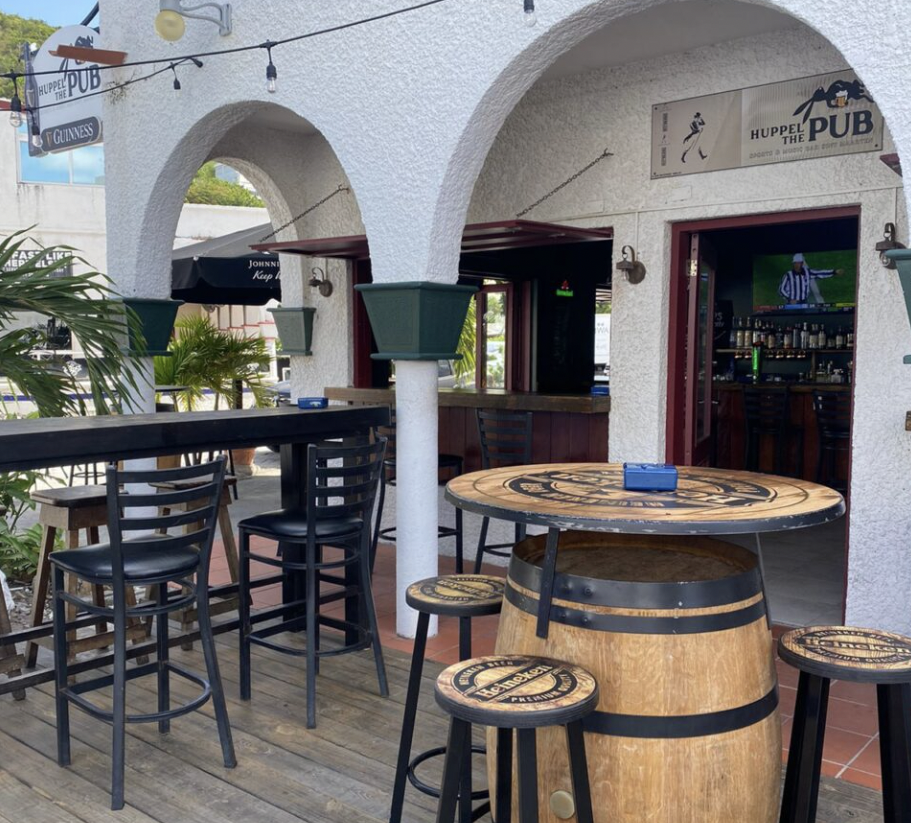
top-left (435, 655), bottom-right (599, 823)
top-left (778, 626), bottom-right (911, 823)
top-left (493, 531), bottom-right (780, 823)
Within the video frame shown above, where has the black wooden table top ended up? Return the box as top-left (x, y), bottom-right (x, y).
top-left (0, 405), bottom-right (389, 471)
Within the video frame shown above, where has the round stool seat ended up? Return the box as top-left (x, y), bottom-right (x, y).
top-left (435, 655), bottom-right (599, 728)
top-left (406, 575), bottom-right (504, 617)
top-left (779, 625), bottom-right (911, 684)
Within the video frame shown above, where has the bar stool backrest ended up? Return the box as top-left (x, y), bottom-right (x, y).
top-left (376, 407), bottom-right (397, 462)
top-left (742, 386), bottom-right (790, 434)
top-left (307, 438), bottom-right (388, 527)
top-left (477, 409), bottom-right (533, 470)
top-left (105, 456), bottom-right (228, 588)
top-left (813, 391), bottom-right (852, 439)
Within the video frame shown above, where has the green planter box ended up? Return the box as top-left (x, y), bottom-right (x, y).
top-left (885, 249), bottom-right (911, 363)
top-left (122, 298), bottom-right (183, 356)
top-left (269, 307), bottom-right (316, 356)
top-left (354, 282), bottom-right (477, 360)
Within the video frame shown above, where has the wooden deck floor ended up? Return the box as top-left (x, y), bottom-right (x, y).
top-left (0, 635), bottom-right (887, 823)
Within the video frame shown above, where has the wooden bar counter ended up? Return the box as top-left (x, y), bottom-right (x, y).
top-left (325, 387), bottom-right (610, 471)
top-left (713, 383), bottom-right (850, 482)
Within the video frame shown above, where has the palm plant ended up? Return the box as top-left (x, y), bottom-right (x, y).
top-left (154, 316), bottom-right (270, 410)
top-left (453, 296), bottom-right (477, 386)
top-left (0, 229), bottom-right (142, 417)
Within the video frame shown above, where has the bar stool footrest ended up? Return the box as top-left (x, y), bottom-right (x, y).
top-left (249, 614), bottom-right (373, 657)
top-left (63, 660), bottom-right (211, 723)
top-left (407, 743), bottom-right (489, 801)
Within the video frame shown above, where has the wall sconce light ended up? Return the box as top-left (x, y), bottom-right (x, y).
top-left (309, 266), bottom-right (334, 298)
top-left (155, 0), bottom-right (232, 42)
top-left (615, 245), bottom-right (646, 284)
top-left (876, 222), bottom-right (905, 269)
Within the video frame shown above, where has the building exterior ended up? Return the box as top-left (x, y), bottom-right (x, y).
top-left (0, 120), bottom-right (269, 346)
top-left (97, 0), bottom-right (911, 637)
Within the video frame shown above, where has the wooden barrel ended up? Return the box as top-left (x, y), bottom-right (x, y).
top-left (491, 531), bottom-right (780, 823)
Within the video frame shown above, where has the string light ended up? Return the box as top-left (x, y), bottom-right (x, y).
top-left (29, 120), bottom-right (41, 149)
top-left (169, 57), bottom-right (202, 90)
top-left (8, 84), bottom-right (23, 128)
top-left (524, 0), bottom-right (537, 27)
top-left (2, 0), bottom-right (452, 116)
top-left (264, 42), bottom-right (277, 94)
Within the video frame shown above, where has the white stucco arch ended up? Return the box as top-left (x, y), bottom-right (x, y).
top-left (426, 0), bottom-right (910, 285)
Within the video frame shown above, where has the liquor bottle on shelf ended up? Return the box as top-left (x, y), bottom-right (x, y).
top-left (835, 327), bottom-right (845, 349)
top-left (847, 328), bottom-right (854, 348)
top-left (729, 319), bottom-right (738, 349)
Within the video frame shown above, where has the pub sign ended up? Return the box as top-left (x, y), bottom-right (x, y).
top-left (651, 71), bottom-right (883, 179)
top-left (25, 25), bottom-right (104, 156)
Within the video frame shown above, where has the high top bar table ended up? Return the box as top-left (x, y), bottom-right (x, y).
top-left (445, 463), bottom-right (845, 638)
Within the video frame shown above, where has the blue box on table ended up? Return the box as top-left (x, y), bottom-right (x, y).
top-left (297, 397), bottom-right (328, 409)
top-left (623, 463), bottom-right (678, 491)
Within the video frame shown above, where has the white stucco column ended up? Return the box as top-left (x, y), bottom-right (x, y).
top-left (394, 360), bottom-right (440, 638)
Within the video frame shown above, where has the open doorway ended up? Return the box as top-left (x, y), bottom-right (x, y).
top-left (667, 207), bottom-right (859, 626)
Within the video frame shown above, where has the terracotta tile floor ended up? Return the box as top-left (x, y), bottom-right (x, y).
top-left (209, 539), bottom-right (884, 792)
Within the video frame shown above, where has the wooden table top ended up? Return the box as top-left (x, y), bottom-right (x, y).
top-left (445, 463), bottom-right (845, 535)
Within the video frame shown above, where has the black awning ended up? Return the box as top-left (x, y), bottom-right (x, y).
top-left (171, 223), bottom-right (281, 306)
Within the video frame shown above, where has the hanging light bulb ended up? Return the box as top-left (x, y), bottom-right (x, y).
top-left (524, 0), bottom-right (537, 27)
top-left (8, 92), bottom-right (23, 128)
top-left (30, 122), bottom-right (42, 149)
top-left (171, 63), bottom-right (181, 90)
top-left (265, 44), bottom-right (278, 93)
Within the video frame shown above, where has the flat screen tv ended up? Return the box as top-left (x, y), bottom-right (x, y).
top-left (752, 250), bottom-right (857, 313)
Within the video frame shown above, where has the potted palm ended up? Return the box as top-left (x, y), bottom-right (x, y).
top-left (0, 229), bottom-right (142, 602)
top-left (0, 229), bottom-right (143, 417)
top-left (154, 317), bottom-right (271, 473)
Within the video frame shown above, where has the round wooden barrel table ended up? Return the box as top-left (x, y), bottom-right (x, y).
top-left (445, 464), bottom-right (845, 823)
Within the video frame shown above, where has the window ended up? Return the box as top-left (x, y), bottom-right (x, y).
top-left (17, 125), bottom-right (105, 186)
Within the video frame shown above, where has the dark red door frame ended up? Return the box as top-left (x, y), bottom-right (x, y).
top-left (666, 205), bottom-right (862, 464)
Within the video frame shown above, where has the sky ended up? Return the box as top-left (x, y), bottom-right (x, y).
top-left (0, 1), bottom-right (95, 26)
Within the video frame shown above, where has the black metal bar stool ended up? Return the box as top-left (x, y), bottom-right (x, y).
top-left (372, 408), bottom-right (465, 571)
top-left (238, 438), bottom-right (388, 729)
top-left (812, 391), bottom-right (851, 492)
top-left (28, 485), bottom-right (147, 669)
top-left (779, 625), bottom-right (911, 823)
top-left (390, 575), bottom-right (505, 823)
top-left (474, 409), bottom-right (533, 573)
top-left (50, 457), bottom-right (236, 810)
top-left (434, 654), bottom-right (598, 823)
top-left (743, 386), bottom-right (803, 477)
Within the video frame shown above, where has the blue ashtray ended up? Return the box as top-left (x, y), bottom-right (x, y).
top-left (297, 397), bottom-right (328, 409)
top-left (591, 385), bottom-right (610, 396)
top-left (623, 463), bottom-right (678, 491)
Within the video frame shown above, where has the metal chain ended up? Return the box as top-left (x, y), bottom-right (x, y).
top-left (515, 149), bottom-right (613, 218)
top-left (259, 184), bottom-right (351, 243)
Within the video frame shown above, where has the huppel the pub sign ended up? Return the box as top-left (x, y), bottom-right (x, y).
top-left (651, 71), bottom-right (883, 179)
top-left (25, 25), bottom-right (104, 157)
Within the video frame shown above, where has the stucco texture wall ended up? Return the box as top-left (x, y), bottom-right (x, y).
top-left (99, 0), bottom-right (911, 632)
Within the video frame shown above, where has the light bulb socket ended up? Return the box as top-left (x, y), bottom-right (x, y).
top-left (173, 77), bottom-right (181, 90)
top-left (524, 0), bottom-right (535, 11)
top-left (8, 93), bottom-right (22, 128)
